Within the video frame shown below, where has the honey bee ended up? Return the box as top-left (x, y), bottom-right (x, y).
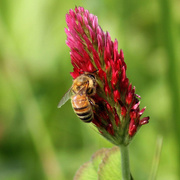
top-left (58, 73), bottom-right (96, 123)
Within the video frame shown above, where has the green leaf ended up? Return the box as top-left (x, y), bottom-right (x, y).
top-left (74, 161), bottom-right (98, 180)
top-left (91, 148), bottom-right (109, 172)
top-left (98, 146), bottom-right (122, 180)
top-left (74, 147), bottom-right (122, 180)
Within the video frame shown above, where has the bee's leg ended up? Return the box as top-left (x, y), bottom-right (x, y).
top-left (89, 98), bottom-right (96, 106)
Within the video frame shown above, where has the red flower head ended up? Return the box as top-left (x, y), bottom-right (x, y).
top-left (65, 7), bottom-right (149, 145)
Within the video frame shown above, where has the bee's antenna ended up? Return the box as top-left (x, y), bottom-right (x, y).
top-left (83, 69), bottom-right (99, 76)
top-left (92, 69), bottom-right (99, 74)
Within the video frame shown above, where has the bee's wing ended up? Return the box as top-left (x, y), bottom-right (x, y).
top-left (78, 85), bottom-right (89, 95)
top-left (57, 88), bottom-right (72, 108)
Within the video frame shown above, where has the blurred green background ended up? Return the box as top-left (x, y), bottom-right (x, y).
top-left (0, 0), bottom-right (180, 180)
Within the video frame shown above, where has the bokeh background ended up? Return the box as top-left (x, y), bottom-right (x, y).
top-left (0, 0), bottom-right (180, 180)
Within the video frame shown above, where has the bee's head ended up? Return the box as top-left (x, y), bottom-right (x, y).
top-left (72, 72), bottom-right (97, 95)
top-left (85, 73), bottom-right (96, 96)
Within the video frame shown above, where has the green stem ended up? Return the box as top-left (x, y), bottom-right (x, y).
top-left (120, 145), bottom-right (131, 180)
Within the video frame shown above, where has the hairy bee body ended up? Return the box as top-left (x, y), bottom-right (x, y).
top-left (58, 73), bottom-right (96, 123)
top-left (71, 94), bottom-right (93, 123)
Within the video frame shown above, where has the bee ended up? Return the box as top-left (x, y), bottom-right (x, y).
top-left (58, 73), bottom-right (97, 123)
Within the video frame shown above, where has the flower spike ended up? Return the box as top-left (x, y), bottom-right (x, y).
top-left (65, 6), bottom-right (149, 145)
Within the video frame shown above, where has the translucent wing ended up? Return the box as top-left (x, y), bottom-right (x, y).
top-left (78, 86), bottom-right (88, 96)
top-left (57, 88), bottom-right (72, 108)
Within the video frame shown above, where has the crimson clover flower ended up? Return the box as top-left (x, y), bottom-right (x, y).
top-left (65, 7), bottom-right (149, 146)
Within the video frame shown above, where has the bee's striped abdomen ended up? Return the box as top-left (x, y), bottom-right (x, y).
top-left (71, 94), bottom-right (93, 123)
